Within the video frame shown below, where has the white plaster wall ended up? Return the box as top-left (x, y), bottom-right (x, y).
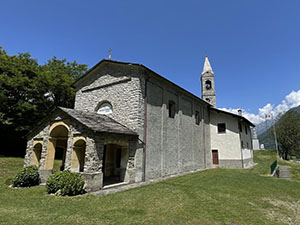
top-left (210, 111), bottom-right (241, 160)
top-left (240, 122), bottom-right (253, 160)
top-left (242, 148), bottom-right (252, 159)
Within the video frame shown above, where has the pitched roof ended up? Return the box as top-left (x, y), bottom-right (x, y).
top-left (72, 59), bottom-right (255, 127)
top-left (72, 59), bottom-right (211, 107)
top-left (210, 108), bottom-right (255, 127)
top-left (59, 107), bottom-right (137, 136)
top-left (202, 56), bottom-right (214, 75)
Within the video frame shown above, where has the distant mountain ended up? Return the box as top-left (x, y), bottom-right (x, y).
top-left (256, 120), bottom-right (273, 135)
top-left (291, 105), bottom-right (300, 114)
top-left (258, 105), bottom-right (300, 149)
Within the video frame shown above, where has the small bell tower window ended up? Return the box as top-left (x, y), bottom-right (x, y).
top-left (205, 80), bottom-right (212, 90)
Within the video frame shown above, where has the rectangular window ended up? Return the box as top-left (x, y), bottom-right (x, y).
top-left (245, 125), bottom-right (248, 134)
top-left (217, 123), bottom-right (226, 133)
top-left (241, 141), bottom-right (244, 148)
top-left (247, 142), bottom-right (249, 149)
top-left (239, 123), bottom-right (242, 133)
top-left (168, 100), bottom-right (176, 118)
top-left (195, 111), bottom-right (200, 125)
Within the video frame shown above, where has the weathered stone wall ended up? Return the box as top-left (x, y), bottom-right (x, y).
top-left (74, 63), bottom-right (145, 182)
top-left (145, 79), bottom-right (211, 180)
top-left (201, 72), bottom-right (216, 107)
top-left (74, 64), bottom-right (145, 134)
top-left (24, 124), bottom-right (50, 167)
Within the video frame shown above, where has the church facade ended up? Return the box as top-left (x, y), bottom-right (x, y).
top-left (24, 57), bottom-right (254, 192)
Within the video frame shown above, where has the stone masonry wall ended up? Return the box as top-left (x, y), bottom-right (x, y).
top-left (74, 63), bottom-right (145, 182)
top-left (74, 64), bottom-right (145, 135)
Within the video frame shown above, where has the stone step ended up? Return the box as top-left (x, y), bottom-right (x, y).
top-left (278, 166), bottom-right (291, 179)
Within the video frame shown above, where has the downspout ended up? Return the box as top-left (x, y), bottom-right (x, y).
top-left (142, 77), bottom-right (149, 182)
top-left (203, 106), bottom-right (206, 168)
top-left (239, 120), bottom-right (244, 169)
top-left (250, 126), bottom-right (254, 160)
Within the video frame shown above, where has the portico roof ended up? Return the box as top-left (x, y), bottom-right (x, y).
top-left (58, 107), bottom-right (137, 136)
top-left (27, 107), bottom-right (137, 139)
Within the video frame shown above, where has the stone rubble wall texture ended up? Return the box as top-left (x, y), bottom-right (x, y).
top-left (201, 71), bottom-right (216, 107)
top-left (24, 124), bottom-right (51, 167)
top-left (74, 64), bottom-right (145, 135)
top-left (74, 64), bottom-right (145, 182)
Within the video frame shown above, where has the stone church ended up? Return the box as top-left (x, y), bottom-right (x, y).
top-left (24, 56), bottom-right (254, 192)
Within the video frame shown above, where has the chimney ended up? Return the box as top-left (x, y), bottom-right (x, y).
top-left (238, 109), bottom-right (242, 116)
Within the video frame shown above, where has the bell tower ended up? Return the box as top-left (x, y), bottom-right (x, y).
top-left (201, 56), bottom-right (216, 107)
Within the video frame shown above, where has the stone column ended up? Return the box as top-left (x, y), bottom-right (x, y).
top-left (127, 139), bottom-right (137, 183)
top-left (82, 135), bottom-right (104, 192)
top-left (24, 139), bottom-right (34, 167)
top-left (63, 127), bottom-right (74, 171)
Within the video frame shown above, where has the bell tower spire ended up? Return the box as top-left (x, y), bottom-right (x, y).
top-left (201, 56), bottom-right (216, 107)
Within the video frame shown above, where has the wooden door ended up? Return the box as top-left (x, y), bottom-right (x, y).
top-left (212, 150), bottom-right (219, 164)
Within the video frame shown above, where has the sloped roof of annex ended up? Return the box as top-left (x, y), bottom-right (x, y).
top-left (26, 107), bottom-right (137, 139)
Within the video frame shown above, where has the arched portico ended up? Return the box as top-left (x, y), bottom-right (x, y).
top-left (33, 142), bottom-right (42, 166)
top-left (45, 123), bottom-right (69, 171)
top-left (71, 137), bottom-right (86, 172)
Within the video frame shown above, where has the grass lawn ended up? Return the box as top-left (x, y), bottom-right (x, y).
top-left (1, 151), bottom-right (300, 225)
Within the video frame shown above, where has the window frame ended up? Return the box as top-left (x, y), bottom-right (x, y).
top-left (168, 100), bottom-right (176, 119)
top-left (217, 123), bottom-right (226, 134)
top-left (96, 101), bottom-right (113, 115)
top-left (238, 122), bottom-right (242, 133)
top-left (205, 80), bottom-right (212, 90)
top-left (195, 111), bottom-right (201, 125)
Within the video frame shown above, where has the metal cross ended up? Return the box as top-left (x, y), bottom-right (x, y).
top-left (108, 48), bottom-right (112, 60)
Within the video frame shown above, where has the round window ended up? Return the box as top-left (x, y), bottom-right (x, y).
top-left (97, 102), bottom-right (113, 115)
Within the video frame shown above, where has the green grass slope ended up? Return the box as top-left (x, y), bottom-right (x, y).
top-left (1, 152), bottom-right (300, 225)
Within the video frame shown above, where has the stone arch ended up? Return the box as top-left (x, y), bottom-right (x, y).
top-left (49, 121), bottom-right (69, 136)
top-left (71, 137), bottom-right (86, 172)
top-left (33, 143), bottom-right (42, 166)
top-left (45, 123), bottom-right (69, 171)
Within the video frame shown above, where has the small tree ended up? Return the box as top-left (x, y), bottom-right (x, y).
top-left (275, 111), bottom-right (300, 160)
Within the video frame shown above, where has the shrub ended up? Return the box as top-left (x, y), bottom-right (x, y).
top-left (46, 170), bottom-right (85, 196)
top-left (12, 165), bottom-right (40, 187)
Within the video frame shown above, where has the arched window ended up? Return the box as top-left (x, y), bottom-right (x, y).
top-left (96, 102), bottom-right (113, 115)
top-left (205, 80), bottom-right (212, 90)
top-left (205, 98), bottom-right (211, 103)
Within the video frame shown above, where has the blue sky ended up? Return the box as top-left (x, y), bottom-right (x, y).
top-left (1, 0), bottom-right (300, 124)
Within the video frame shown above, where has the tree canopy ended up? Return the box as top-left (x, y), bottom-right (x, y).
top-left (275, 110), bottom-right (300, 160)
top-left (0, 46), bottom-right (87, 156)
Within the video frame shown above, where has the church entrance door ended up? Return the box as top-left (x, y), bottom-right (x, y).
top-left (212, 150), bottom-right (219, 164)
top-left (102, 143), bottom-right (128, 186)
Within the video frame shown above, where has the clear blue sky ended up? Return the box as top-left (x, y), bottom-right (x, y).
top-left (1, 0), bottom-right (300, 123)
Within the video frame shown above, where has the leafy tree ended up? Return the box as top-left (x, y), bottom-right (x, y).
top-left (275, 111), bottom-right (300, 160)
top-left (0, 46), bottom-right (87, 156)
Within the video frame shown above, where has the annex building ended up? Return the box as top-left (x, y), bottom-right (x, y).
top-left (24, 57), bottom-right (255, 192)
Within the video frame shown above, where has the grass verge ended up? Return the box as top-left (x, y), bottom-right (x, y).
top-left (1, 151), bottom-right (300, 225)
